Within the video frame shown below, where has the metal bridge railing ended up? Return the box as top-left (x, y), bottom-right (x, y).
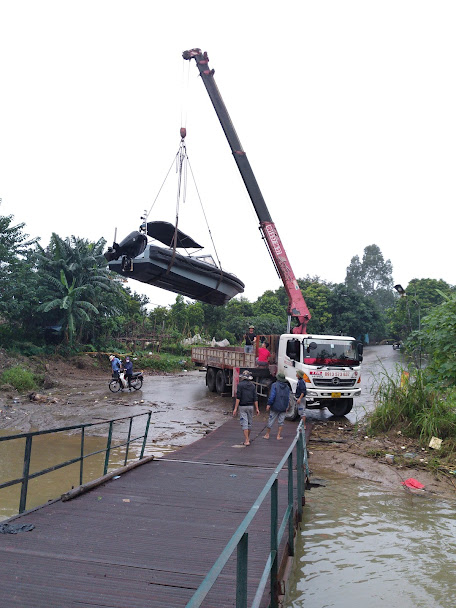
top-left (186, 422), bottom-right (309, 608)
top-left (0, 411), bottom-right (152, 515)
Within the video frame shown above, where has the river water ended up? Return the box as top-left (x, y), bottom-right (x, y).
top-left (285, 470), bottom-right (456, 607)
top-left (0, 429), bottom-right (178, 521)
top-left (285, 346), bottom-right (456, 607)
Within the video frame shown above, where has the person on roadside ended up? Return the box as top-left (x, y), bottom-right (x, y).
top-left (264, 372), bottom-right (290, 441)
top-left (256, 341), bottom-right (271, 366)
top-left (233, 370), bottom-right (259, 446)
top-left (244, 325), bottom-right (257, 354)
top-left (109, 354), bottom-right (122, 379)
top-left (124, 356), bottom-right (133, 390)
top-left (295, 369), bottom-right (307, 429)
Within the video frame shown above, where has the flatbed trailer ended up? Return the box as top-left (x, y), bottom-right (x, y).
top-left (192, 335), bottom-right (279, 399)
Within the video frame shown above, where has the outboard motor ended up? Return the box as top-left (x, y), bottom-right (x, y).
top-left (104, 231), bottom-right (147, 267)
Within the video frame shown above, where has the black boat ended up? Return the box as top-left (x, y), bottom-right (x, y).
top-left (104, 221), bottom-right (245, 306)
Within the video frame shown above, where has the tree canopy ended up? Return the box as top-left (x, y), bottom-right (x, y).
top-left (1, 211), bottom-right (455, 367)
top-left (345, 244), bottom-right (395, 312)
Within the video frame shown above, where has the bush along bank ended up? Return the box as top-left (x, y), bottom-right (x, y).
top-left (365, 365), bottom-right (456, 478)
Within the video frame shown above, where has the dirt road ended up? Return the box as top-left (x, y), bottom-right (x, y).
top-left (0, 360), bottom-right (233, 448)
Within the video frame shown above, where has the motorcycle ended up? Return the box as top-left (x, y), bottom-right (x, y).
top-left (109, 371), bottom-right (143, 392)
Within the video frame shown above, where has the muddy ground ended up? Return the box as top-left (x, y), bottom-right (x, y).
top-left (1, 352), bottom-right (456, 502)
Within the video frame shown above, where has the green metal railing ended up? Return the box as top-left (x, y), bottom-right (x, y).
top-left (0, 412), bottom-right (152, 515)
top-left (186, 422), bottom-right (309, 608)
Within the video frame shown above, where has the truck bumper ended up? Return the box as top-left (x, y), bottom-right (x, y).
top-left (306, 389), bottom-right (361, 399)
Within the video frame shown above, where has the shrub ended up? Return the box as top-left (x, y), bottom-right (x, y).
top-left (133, 353), bottom-right (192, 373)
top-left (7, 342), bottom-right (48, 357)
top-left (367, 365), bottom-right (456, 443)
top-left (1, 366), bottom-right (37, 391)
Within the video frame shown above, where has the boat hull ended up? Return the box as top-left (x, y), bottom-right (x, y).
top-left (108, 245), bottom-right (244, 306)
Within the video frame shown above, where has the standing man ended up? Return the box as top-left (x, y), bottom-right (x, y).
top-left (264, 372), bottom-right (290, 441)
top-left (295, 369), bottom-right (307, 428)
top-left (233, 370), bottom-right (259, 446)
top-left (244, 325), bottom-right (257, 354)
top-left (109, 354), bottom-right (122, 379)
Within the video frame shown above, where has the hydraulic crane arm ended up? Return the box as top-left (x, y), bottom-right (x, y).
top-left (183, 48), bottom-right (311, 333)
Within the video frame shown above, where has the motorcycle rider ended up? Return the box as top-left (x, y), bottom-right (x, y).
top-left (124, 356), bottom-right (133, 390)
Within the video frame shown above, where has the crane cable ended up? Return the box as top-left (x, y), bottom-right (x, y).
top-left (187, 157), bottom-right (223, 270)
top-left (143, 58), bottom-right (191, 223)
top-left (143, 57), bottom-right (224, 273)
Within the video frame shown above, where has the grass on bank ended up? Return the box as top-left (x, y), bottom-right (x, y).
top-left (0, 366), bottom-right (37, 391)
top-left (366, 365), bottom-right (456, 467)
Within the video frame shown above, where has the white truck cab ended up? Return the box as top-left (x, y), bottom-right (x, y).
top-left (278, 334), bottom-right (363, 417)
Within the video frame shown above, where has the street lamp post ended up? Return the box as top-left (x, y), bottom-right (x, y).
top-left (394, 284), bottom-right (422, 369)
top-left (394, 284), bottom-right (412, 334)
top-left (412, 299), bottom-right (422, 369)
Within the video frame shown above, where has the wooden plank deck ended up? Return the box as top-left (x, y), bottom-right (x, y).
top-left (0, 416), bottom-right (309, 607)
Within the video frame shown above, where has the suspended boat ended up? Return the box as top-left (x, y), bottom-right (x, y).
top-left (104, 221), bottom-right (245, 306)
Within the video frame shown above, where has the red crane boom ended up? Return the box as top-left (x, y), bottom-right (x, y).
top-left (183, 48), bottom-right (311, 333)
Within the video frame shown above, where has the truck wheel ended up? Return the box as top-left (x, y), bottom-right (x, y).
top-left (206, 367), bottom-right (217, 392)
top-left (215, 369), bottom-right (227, 394)
top-left (285, 395), bottom-right (299, 421)
top-left (327, 398), bottom-right (353, 417)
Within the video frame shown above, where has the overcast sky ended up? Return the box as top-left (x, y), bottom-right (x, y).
top-left (1, 1), bottom-right (455, 309)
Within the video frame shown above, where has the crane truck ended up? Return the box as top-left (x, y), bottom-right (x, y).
top-left (183, 49), bottom-right (363, 417)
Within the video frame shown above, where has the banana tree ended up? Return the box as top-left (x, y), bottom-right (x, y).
top-left (38, 269), bottom-right (99, 347)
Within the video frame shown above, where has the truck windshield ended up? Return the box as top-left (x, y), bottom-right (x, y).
top-left (303, 339), bottom-right (359, 366)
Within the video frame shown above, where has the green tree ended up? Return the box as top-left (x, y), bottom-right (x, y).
top-left (35, 233), bottom-right (123, 347)
top-left (0, 212), bottom-right (38, 321)
top-left (345, 244), bottom-right (395, 311)
top-left (149, 305), bottom-right (170, 333)
top-left (328, 284), bottom-right (385, 340)
top-left (301, 281), bottom-right (332, 334)
top-left (252, 292), bottom-right (286, 319)
top-left (388, 278), bottom-right (454, 342)
top-left (37, 269), bottom-right (99, 347)
top-left (223, 297), bottom-right (255, 341)
top-left (201, 302), bottom-right (227, 338)
top-left (421, 292), bottom-right (456, 386)
top-left (187, 301), bottom-right (205, 334)
top-left (169, 295), bottom-right (189, 333)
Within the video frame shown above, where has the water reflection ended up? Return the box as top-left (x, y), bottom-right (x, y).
top-left (0, 428), bottom-right (176, 521)
top-left (286, 471), bottom-right (456, 608)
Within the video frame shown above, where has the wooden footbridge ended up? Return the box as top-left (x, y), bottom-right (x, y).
top-left (0, 416), bottom-right (310, 607)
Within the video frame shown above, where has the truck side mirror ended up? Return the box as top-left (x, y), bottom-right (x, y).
top-left (309, 342), bottom-right (317, 350)
top-left (357, 342), bottom-right (364, 362)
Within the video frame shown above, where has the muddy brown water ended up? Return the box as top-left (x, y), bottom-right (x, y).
top-left (285, 470), bottom-right (456, 608)
top-left (285, 346), bottom-right (455, 607)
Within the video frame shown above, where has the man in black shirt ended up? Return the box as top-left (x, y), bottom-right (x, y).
top-left (233, 370), bottom-right (259, 446)
top-left (244, 325), bottom-right (257, 354)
